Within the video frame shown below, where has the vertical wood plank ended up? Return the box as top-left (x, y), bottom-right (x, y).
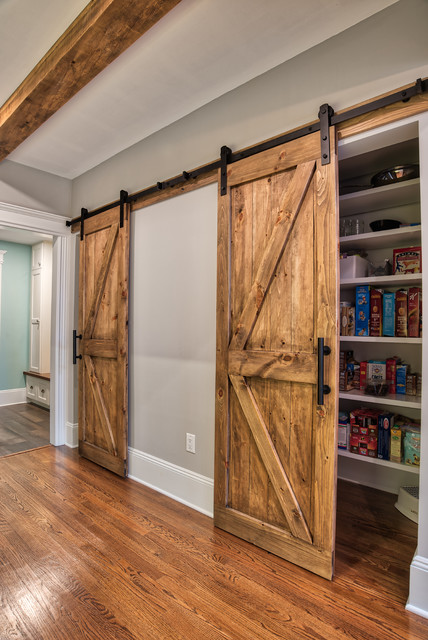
top-left (312, 131), bottom-right (339, 565)
top-left (214, 179), bottom-right (230, 512)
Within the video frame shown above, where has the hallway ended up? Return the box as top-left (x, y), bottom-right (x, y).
top-left (0, 402), bottom-right (50, 457)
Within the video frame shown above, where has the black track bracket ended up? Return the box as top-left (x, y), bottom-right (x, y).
top-left (220, 146), bottom-right (232, 196)
top-left (119, 190), bottom-right (128, 228)
top-left (80, 208), bottom-right (88, 241)
top-left (318, 103), bottom-right (334, 165)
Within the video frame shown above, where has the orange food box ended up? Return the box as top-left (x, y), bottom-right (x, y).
top-left (370, 289), bottom-right (383, 336)
top-left (395, 289), bottom-right (408, 337)
top-left (408, 287), bottom-right (422, 337)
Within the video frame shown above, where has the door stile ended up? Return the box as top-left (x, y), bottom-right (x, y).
top-left (312, 131), bottom-right (339, 559)
top-left (214, 178), bottom-right (231, 508)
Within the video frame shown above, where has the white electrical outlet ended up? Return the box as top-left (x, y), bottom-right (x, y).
top-left (186, 433), bottom-right (196, 454)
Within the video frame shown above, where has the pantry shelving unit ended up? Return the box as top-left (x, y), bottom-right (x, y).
top-left (338, 119), bottom-right (422, 491)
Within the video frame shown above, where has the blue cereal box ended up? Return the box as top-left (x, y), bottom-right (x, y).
top-left (377, 413), bottom-right (394, 460)
top-left (396, 364), bottom-right (408, 394)
top-left (356, 285), bottom-right (370, 336)
top-left (383, 291), bottom-right (395, 337)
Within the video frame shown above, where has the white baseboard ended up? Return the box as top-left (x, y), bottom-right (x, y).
top-left (0, 388), bottom-right (26, 406)
top-left (407, 553), bottom-right (428, 618)
top-left (128, 447), bottom-right (214, 517)
top-left (65, 422), bottom-right (78, 448)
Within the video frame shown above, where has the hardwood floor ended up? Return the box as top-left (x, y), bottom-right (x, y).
top-left (0, 402), bottom-right (50, 457)
top-left (0, 446), bottom-right (426, 640)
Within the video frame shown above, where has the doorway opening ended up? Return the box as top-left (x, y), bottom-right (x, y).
top-left (0, 228), bottom-right (53, 457)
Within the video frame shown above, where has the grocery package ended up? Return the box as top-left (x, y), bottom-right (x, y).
top-left (404, 429), bottom-right (421, 466)
top-left (355, 286), bottom-right (370, 336)
top-left (393, 246), bottom-right (421, 274)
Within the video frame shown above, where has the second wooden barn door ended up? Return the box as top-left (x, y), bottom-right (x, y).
top-left (78, 205), bottom-right (129, 476)
top-left (214, 131), bottom-right (338, 579)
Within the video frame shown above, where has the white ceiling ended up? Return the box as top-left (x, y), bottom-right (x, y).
top-left (1, 0), bottom-right (398, 180)
top-left (0, 226), bottom-right (52, 246)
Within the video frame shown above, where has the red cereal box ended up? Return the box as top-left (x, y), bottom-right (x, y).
top-left (393, 246), bottom-right (421, 274)
top-left (395, 289), bottom-right (408, 337)
top-left (408, 287), bottom-right (422, 337)
top-left (370, 289), bottom-right (383, 336)
top-left (386, 357), bottom-right (399, 394)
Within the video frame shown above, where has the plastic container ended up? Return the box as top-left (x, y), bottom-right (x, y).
top-left (395, 486), bottom-right (419, 523)
top-left (363, 378), bottom-right (392, 397)
top-left (340, 255), bottom-right (369, 279)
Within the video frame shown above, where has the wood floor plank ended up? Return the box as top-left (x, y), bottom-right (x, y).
top-left (0, 446), bottom-right (426, 640)
top-left (0, 403), bottom-right (50, 457)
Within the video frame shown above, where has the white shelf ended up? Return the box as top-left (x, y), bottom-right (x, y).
top-left (339, 178), bottom-right (420, 216)
top-left (340, 273), bottom-right (422, 290)
top-left (339, 225), bottom-right (421, 251)
top-left (339, 389), bottom-right (421, 409)
top-left (340, 336), bottom-right (422, 344)
top-left (338, 449), bottom-right (420, 474)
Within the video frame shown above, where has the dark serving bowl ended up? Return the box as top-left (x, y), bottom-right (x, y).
top-left (371, 164), bottom-right (419, 187)
top-left (369, 219), bottom-right (401, 232)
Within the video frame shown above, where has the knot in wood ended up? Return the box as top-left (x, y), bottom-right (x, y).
top-left (218, 388), bottom-right (224, 399)
top-left (256, 284), bottom-right (265, 309)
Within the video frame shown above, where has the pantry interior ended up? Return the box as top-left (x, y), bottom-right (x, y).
top-left (336, 115), bottom-right (425, 600)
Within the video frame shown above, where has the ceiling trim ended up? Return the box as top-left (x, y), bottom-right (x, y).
top-left (0, 0), bottom-right (182, 162)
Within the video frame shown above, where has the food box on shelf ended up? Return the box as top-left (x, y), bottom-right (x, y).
top-left (356, 285), bottom-right (370, 336)
top-left (393, 246), bottom-right (421, 274)
top-left (370, 289), bottom-right (383, 336)
top-left (408, 287), bottom-right (422, 337)
top-left (395, 289), bottom-right (408, 337)
top-left (383, 291), bottom-right (395, 336)
top-left (377, 413), bottom-right (394, 460)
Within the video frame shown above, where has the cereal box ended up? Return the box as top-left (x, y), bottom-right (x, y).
top-left (370, 289), bottom-right (383, 336)
top-left (408, 287), bottom-right (421, 337)
top-left (377, 413), bottom-right (394, 460)
top-left (386, 357), bottom-right (399, 394)
top-left (396, 364), bottom-right (408, 395)
top-left (367, 360), bottom-right (386, 382)
top-left (395, 289), bottom-right (408, 337)
top-left (393, 246), bottom-right (421, 274)
top-left (383, 291), bottom-right (395, 337)
top-left (355, 285), bottom-right (370, 336)
top-left (390, 426), bottom-right (402, 463)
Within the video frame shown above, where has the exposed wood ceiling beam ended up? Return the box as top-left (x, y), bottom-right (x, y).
top-left (0, 0), bottom-right (182, 163)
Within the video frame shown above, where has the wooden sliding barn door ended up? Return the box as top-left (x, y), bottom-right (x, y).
top-left (214, 131), bottom-right (338, 579)
top-left (78, 205), bottom-right (129, 476)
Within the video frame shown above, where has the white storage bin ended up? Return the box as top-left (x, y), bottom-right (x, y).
top-left (340, 255), bottom-right (369, 279)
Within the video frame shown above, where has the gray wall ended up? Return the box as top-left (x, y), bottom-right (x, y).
top-left (0, 159), bottom-right (71, 216)
top-left (71, 0), bottom-right (428, 213)
top-left (130, 186), bottom-right (217, 475)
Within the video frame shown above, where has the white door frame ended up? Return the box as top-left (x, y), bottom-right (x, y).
top-left (0, 201), bottom-right (76, 446)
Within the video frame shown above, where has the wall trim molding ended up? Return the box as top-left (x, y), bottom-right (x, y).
top-left (0, 202), bottom-right (70, 235)
top-left (128, 447), bottom-right (214, 517)
top-left (65, 422), bottom-right (79, 448)
top-left (0, 388), bottom-right (26, 406)
top-left (407, 553), bottom-right (428, 619)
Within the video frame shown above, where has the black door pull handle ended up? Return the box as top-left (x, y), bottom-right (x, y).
top-left (318, 337), bottom-right (331, 405)
top-left (73, 330), bottom-right (82, 365)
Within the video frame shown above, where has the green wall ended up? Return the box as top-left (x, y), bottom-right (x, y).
top-left (0, 241), bottom-right (31, 391)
